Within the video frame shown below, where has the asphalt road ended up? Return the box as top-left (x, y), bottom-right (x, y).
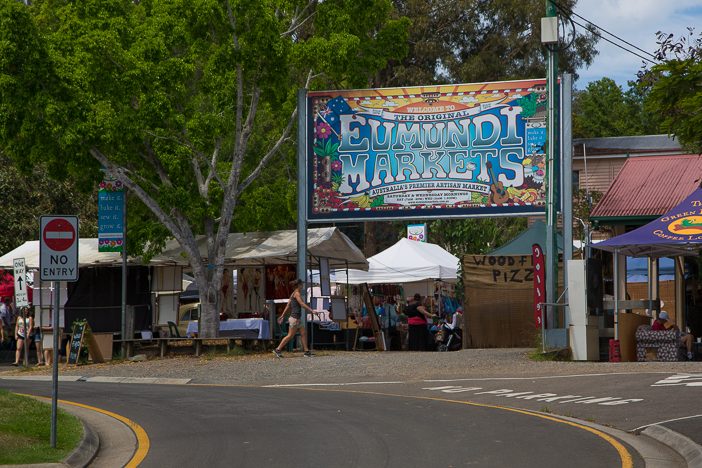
top-left (0, 380), bottom-right (641, 468)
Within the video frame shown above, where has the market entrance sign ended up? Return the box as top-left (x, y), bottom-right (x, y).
top-left (40, 216), bottom-right (79, 282)
top-left (306, 79), bottom-right (547, 222)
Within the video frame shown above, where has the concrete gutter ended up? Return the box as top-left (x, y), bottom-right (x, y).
top-left (641, 425), bottom-right (702, 468)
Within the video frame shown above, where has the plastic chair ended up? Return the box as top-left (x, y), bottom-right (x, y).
top-left (167, 321), bottom-right (182, 338)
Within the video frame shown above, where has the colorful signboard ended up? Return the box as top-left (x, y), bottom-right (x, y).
top-left (306, 79), bottom-right (547, 222)
top-left (98, 180), bottom-right (124, 252)
top-left (407, 223), bottom-right (427, 242)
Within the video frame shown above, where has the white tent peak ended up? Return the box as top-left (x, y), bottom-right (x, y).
top-left (338, 238), bottom-right (459, 284)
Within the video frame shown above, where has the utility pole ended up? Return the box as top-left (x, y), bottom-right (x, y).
top-left (542, 1), bottom-right (559, 333)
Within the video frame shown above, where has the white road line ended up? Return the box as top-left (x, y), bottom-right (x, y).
top-left (632, 414), bottom-right (702, 433)
top-left (262, 381), bottom-right (403, 388)
top-left (423, 372), bottom-right (671, 382)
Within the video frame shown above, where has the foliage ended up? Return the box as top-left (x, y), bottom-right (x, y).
top-left (0, 155), bottom-right (97, 254)
top-left (0, 0), bottom-right (410, 337)
top-left (573, 78), bottom-right (660, 138)
top-left (381, 0), bottom-right (599, 86)
top-left (0, 390), bottom-right (82, 464)
top-left (638, 28), bottom-right (702, 152)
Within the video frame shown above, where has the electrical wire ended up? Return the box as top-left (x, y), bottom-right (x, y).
top-left (548, 0), bottom-right (659, 65)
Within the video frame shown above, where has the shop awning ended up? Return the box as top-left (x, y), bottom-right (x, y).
top-left (594, 186), bottom-right (702, 257)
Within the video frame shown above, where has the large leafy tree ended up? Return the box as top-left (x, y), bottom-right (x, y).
top-left (573, 77), bottom-right (660, 138)
top-left (0, 0), bottom-right (410, 337)
top-left (639, 29), bottom-right (702, 152)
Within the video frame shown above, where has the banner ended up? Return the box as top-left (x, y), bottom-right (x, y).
top-left (98, 180), bottom-right (124, 252)
top-left (532, 244), bottom-right (545, 328)
top-left (307, 79), bottom-right (547, 222)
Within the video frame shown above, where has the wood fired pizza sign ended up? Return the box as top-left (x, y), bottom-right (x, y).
top-left (306, 79), bottom-right (547, 221)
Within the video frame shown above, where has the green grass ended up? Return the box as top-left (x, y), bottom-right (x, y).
top-left (0, 390), bottom-right (83, 465)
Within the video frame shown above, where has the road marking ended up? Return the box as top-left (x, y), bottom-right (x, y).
top-left (652, 373), bottom-right (702, 387)
top-left (424, 371), bottom-right (671, 382)
top-left (422, 385), bottom-right (643, 406)
top-left (286, 386), bottom-right (633, 468)
top-left (22, 394), bottom-right (150, 467)
top-left (632, 414), bottom-right (702, 433)
top-left (262, 381), bottom-right (403, 387)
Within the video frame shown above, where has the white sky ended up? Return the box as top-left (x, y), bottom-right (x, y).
top-left (573, 1), bottom-right (702, 89)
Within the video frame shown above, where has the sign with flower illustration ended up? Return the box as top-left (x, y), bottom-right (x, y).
top-left (306, 79), bottom-right (548, 221)
top-left (98, 179), bottom-right (124, 252)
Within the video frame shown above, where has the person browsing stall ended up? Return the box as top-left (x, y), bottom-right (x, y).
top-left (405, 293), bottom-right (436, 351)
top-left (273, 279), bottom-right (316, 358)
top-left (652, 311), bottom-right (695, 360)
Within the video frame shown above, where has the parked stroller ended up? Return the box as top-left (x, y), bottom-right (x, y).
top-left (436, 321), bottom-right (462, 352)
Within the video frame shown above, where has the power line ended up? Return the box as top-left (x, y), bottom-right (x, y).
top-left (570, 18), bottom-right (658, 65)
top-left (549, 0), bottom-right (659, 65)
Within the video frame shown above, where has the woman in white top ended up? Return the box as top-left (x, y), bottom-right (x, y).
top-left (12, 307), bottom-right (33, 366)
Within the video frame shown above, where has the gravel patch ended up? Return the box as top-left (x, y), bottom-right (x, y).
top-left (2, 348), bottom-right (700, 386)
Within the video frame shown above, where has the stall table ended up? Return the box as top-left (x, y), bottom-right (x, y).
top-left (186, 319), bottom-right (271, 340)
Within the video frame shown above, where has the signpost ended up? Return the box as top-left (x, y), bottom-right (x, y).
top-left (13, 258), bottom-right (28, 307)
top-left (39, 215), bottom-right (79, 449)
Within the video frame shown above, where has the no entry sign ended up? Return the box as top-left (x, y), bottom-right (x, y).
top-left (40, 216), bottom-right (79, 282)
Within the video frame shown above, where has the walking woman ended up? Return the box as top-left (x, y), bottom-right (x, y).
top-left (273, 279), bottom-right (315, 358)
top-left (12, 307), bottom-right (33, 366)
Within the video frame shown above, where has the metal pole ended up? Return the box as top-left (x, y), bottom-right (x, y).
top-left (121, 191), bottom-right (127, 358)
top-left (22, 308), bottom-right (28, 367)
top-left (296, 88), bottom-right (308, 315)
top-left (613, 249), bottom-right (619, 340)
top-left (50, 282), bottom-right (60, 448)
top-left (545, 0), bottom-right (559, 330)
top-left (561, 73), bottom-right (573, 330)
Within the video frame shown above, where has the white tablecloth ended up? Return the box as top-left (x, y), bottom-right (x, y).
top-left (186, 319), bottom-right (271, 339)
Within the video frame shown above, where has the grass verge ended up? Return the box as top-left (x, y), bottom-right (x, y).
top-left (0, 389), bottom-right (83, 465)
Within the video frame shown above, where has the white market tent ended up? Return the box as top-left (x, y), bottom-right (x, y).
top-left (0, 228), bottom-right (368, 270)
top-left (335, 238), bottom-right (459, 285)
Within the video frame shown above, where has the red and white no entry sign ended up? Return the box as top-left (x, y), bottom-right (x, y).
top-left (43, 218), bottom-right (76, 251)
top-left (40, 215), bottom-right (79, 282)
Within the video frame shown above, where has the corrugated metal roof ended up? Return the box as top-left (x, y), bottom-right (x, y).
top-left (590, 154), bottom-right (702, 220)
top-left (573, 134), bottom-right (682, 158)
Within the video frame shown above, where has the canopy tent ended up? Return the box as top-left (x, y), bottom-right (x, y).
top-left (488, 220), bottom-right (564, 255)
top-left (594, 187), bottom-right (702, 257)
top-left (154, 227), bottom-right (368, 270)
top-left (335, 238), bottom-right (459, 284)
top-left (0, 228), bottom-right (368, 271)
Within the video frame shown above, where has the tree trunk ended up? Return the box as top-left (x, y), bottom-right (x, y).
top-left (192, 261), bottom-right (220, 338)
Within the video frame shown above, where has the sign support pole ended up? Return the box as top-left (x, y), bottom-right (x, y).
top-left (121, 192), bottom-right (128, 358)
top-left (50, 281), bottom-right (59, 448)
top-left (544, 0), bottom-right (559, 331)
top-left (297, 88), bottom-right (308, 309)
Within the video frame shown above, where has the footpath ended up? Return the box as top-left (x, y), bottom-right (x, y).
top-left (1, 348), bottom-right (700, 467)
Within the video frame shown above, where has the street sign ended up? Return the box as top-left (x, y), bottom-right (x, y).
top-left (13, 258), bottom-right (29, 307)
top-left (40, 216), bottom-right (79, 282)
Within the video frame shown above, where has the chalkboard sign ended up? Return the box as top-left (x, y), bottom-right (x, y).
top-left (67, 322), bottom-right (88, 365)
top-left (361, 283), bottom-right (386, 351)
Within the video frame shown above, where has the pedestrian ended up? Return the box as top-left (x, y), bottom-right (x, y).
top-left (272, 279), bottom-right (316, 358)
top-left (12, 306), bottom-right (33, 366)
top-left (405, 293), bottom-right (436, 351)
top-left (29, 310), bottom-right (44, 366)
top-left (0, 297), bottom-right (12, 345)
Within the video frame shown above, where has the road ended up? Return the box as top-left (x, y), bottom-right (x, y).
top-left (0, 378), bottom-right (652, 468)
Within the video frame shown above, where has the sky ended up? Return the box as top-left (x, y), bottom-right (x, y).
top-left (572, 0), bottom-right (702, 89)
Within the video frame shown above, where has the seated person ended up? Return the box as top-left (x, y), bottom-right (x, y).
top-left (652, 311), bottom-right (695, 360)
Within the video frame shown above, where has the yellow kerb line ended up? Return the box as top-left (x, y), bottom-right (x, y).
top-left (20, 393), bottom-right (150, 467)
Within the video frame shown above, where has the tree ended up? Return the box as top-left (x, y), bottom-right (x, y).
top-left (639, 28), bottom-right (702, 152)
top-left (0, 155), bottom-right (98, 255)
top-left (382, 0), bottom-right (599, 87)
top-left (572, 78), bottom-right (660, 138)
top-left (0, 0), bottom-right (410, 337)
